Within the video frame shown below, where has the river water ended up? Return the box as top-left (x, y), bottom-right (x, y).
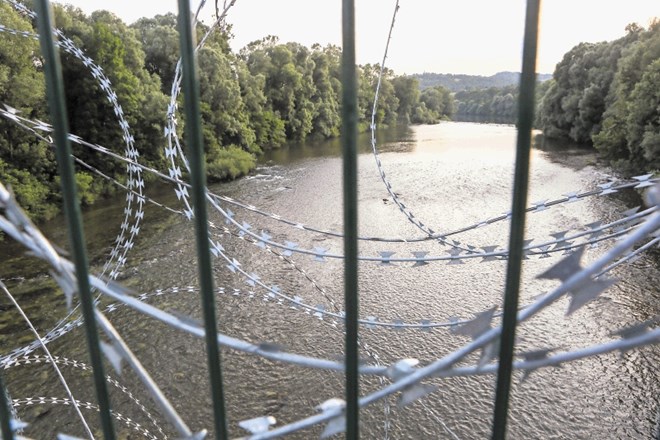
top-left (0, 122), bottom-right (658, 439)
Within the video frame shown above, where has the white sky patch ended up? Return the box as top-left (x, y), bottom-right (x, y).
top-left (54, 0), bottom-right (658, 75)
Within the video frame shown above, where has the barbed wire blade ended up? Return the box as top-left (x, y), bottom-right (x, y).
top-left (386, 358), bottom-right (419, 381)
top-left (453, 306), bottom-right (497, 339)
top-left (313, 247), bottom-right (328, 262)
top-left (238, 415), bottom-right (276, 434)
top-left (379, 251), bottom-right (395, 265)
top-left (50, 270), bottom-right (75, 310)
top-left (621, 206), bottom-right (641, 218)
top-left (481, 245), bottom-right (499, 262)
top-left (100, 340), bottom-right (123, 375)
top-left (643, 183), bottom-right (660, 206)
top-left (598, 182), bottom-right (617, 195)
top-left (258, 342), bottom-right (284, 353)
top-left (585, 220), bottom-right (603, 231)
top-left (282, 241), bottom-right (298, 257)
top-left (238, 221), bottom-right (251, 237)
top-left (550, 231), bottom-right (568, 241)
top-left (397, 383), bottom-right (438, 408)
top-left (478, 338), bottom-right (500, 369)
top-left (246, 273), bottom-right (259, 287)
top-left (611, 316), bottom-right (660, 340)
top-left (58, 435), bottom-right (84, 440)
top-left (519, 347), bottom-right (555, 382)
top-left (316, 398), bottom-right (345, 439)
top-left (320, 415), bottom-right (346, 439)
top-left (412, 251), bottom-right (429, 266)
top-left (224, 209), bottom-right (234, 225)
top-left (313, 304), bottom-right (326, 319)
top-left (567, 278), bottom-right (617, 315)
top-left (559, 242), bottom-right (576, 254)
top-left (633, 174), bottom-right (654, 188)
top-left (420, 319), bottom-right (432, 332)
top-left (537, 246), bottom-right (585, 281)
top-left (8, 419), bottom-right (30, 439)
top-left (316, 398), bottom-right (345, 412)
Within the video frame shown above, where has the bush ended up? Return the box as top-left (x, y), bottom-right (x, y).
top-left (206, 145), bottom-right (257, 182)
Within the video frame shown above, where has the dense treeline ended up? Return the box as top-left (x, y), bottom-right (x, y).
top-left (413, 71), bottom-right (552, 92)
top-left (538, 21), bottom-right (660, 174)
top-left (0, 5), bottom-right (453, 222)
top-left (453, 81), bottom-right (551, 119)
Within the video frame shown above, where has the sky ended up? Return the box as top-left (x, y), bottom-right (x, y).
top-left (52, 0), bottom-right (659, 76)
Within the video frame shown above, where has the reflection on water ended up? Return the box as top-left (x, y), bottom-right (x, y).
top-left (1, 121), bottom-right (658, 439)
top-left (261, 124), bottom-right (416, 164)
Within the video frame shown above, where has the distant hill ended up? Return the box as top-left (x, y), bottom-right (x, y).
top-left (412, 71), bottom-right (552, 92)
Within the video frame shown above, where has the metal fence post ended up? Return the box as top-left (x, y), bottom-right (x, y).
top-left (492, 0), bottom-right (542, 438)
top-left (341, 0), bottom-right (360, 438)
top-left (0, 373), bottom-right (14, 440)
top-left (33, 1), bottom-right (116, 438)
top-left (176, 0), bottom-right (229, 438)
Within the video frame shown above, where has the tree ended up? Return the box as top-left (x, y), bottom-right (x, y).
top-left (392, 75), bottom-right (420, 124)
top-left (0, 2), bottom-right (56, 220)
top-left (593, 21), bottom-right (660, 173)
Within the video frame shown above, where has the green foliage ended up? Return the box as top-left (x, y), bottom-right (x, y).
top-left (357, 63), bottom-right (398, 130)
top-left (412, 86), bottom-right (454, 124)
top-left (455, 85), bottom-right (518, 118)
top-left (392, 76), bottom-right (419, 124)
top-left (0, 158), bottom-right (58, 220)
top-left (206, 145), bottom-right (256, 182)
top-left (0, 4), bottom-right (442, 223)
top-left (0, 3), bottom-right (55, 221)
top-left (538, 20), bottom-right (659, 175)
top-left (413, 71), bottom-right (552, 92)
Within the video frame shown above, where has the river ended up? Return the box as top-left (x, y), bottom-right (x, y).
top-left (0, 121), bottom-right (658, 439)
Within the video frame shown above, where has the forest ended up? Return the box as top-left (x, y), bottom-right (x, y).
top-left (413, 71), bottom-right (552, 92)
top-left (537, 21), bottom-right (660, 174)
top-left (2, 2), bottom-right (657, 223)
top-left (453, 81), bottom-right (551, 119)
top-left (0, 3), bottom-right (453, 222)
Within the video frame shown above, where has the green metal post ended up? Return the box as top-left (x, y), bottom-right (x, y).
top-left (33, 1), bottom-right (116, 438)
top-left (0, 373), bottom-right (14, 440)
top-left (492, 1), bottom-right (541, 439)
top-left (341, 0), bottom-right (360, 438)
top-left (176, 1), bottom-right (229, 438)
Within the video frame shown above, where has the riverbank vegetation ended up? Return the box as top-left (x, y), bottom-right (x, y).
top-left (0, 4), bottom-right (453, 222)
top-left (537, 21), bottom-right (659, 175)
top-left (452, 81), bottom-right (551, 120)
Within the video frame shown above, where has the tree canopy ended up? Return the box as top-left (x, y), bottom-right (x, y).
top-left (0, 5), bottom-right (453, 221)
top-left (538, 21), bottom-right (660, 174)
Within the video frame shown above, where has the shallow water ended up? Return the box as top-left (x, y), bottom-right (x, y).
top-left (0, 122), bottom-right (658, 439)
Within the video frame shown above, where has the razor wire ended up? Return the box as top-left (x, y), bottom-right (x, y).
top-left (364, 0), bottom-right (657, 261)
top-left (2, 176), bottom-right (660, 437)
top-left (240, 203), bottom-right (660, 439)
top-left (0, 177), bottom-right (398, 438)
top-left (2, 355), bottom-right (168, 440)
top-left (0, 281), bottom-right (94, 439)
top-left (1, 0), bottom-right (144, 282)
top-left (1, 102), bottom-right (656, 267)
top-left (9, 398), bottom-right (158, 440)
top-left (0, 0), bottom-right (659, 438)
top-left (0, 105), bottom-right (657, 336)
top-left (3, 0), bottom-right (653, 350)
